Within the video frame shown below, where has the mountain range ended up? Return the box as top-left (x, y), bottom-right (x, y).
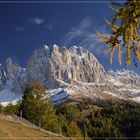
top-left (0, 44), bottom-right (140, 105)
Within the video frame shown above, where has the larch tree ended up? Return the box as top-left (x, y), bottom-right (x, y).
top-left (21, 81), bottom-right (58, 132)
top-left (97, 0), bottom-right (140, 65)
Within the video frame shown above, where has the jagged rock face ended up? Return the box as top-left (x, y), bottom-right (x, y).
top-left (0, 45), bottom-right (106, 93)
top-left (6, 58), bottom-right (28, 93)
top-left (27, 45), bottom-right (51, 82)
top-left (6, 58), bottom-right (20, 80)
top-left (0, 64), bottom-right (6, 90)
top-left (95, 69), bottom-right (140, 101)
top-left (107, 70), bottom-right (140, 86)
top-left (27, 45), bottom-right (105, 88)
top-left (1, 44), bottom-right (140, 105)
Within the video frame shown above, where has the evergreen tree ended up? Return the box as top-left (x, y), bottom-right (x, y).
top-left (5, 103), bottom-right (20, 115)
top-left (21, 82), bottom-right (58, 132)
top-left (67, 121), bottom-right (82, 137)
top-left (0, 104), bottom-right (4, 114)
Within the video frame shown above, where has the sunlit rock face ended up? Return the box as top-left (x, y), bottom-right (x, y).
top-left (27, 44), bottom-right (105, 88)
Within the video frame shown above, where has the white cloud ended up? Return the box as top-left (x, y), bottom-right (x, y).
top-left (30, 17), bottom-right (45, 25)
top-left (15, 27), bottom-right (24, 32)
top-left (44, 21), bottom-right (67, 30)
top-left (62, 17), bottom-right (108, 55)
top-left (62, 17), bottom-right (140, 72)
top-left (78, 17), bottom-right (93, 30)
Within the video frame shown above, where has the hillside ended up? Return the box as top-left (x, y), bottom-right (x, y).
top-left (0, 115), bottom-right (65, 139)
top-left (56, 99), bottom-right (140, 137)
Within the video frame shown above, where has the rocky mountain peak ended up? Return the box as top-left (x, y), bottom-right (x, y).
top-left (27, 44), bottom-right (105, 88)
top-left (6, 57), bottom-right (17, 79)
top-left (6, 57), bottom-right (23, 80)
top-left (0, 44), bottom-right (140, 105)
top-left (0, 63), bottom-right (6, 90)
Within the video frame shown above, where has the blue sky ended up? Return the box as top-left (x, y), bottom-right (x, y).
top-left (0, 0), bottom-right (139, 74)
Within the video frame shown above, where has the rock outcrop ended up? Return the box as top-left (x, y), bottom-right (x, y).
top-left (27, 44), bottom-right (105, 88)
top-left (5, 57), bottom-right (28, 93)
top-left (0, 44), bottom-right (106, 94)
top-left (0, 64), bottom-right (6, 90)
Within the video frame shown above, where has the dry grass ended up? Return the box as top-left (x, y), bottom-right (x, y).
top-left (0, 114), bottom-right (86, 140)
top-left (0, 117), bottom-right (85, 140)
top-left (0, 118), bottom-right (59, 139)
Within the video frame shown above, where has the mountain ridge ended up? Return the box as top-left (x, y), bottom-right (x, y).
top-left (0, 44), bottom-right (140, 105)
